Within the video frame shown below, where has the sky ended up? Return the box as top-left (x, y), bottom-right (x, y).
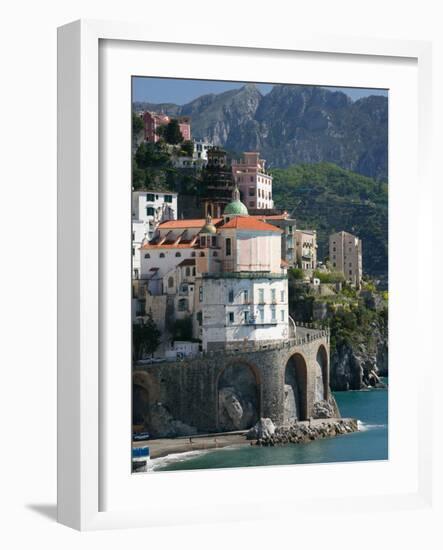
top-left (132, 76), bottom-right (388, 105)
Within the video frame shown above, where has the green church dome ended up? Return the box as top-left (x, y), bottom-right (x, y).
top-left (224, 187), bottom-right (248, 216)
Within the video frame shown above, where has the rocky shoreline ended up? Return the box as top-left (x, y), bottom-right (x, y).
top-left (248, 417), bottom-right (358, 448)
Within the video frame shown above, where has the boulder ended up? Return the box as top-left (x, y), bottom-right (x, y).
top-left (312, 400), bottom-right (335, 419)
top-left (246, 418), bottom-right (276, 440)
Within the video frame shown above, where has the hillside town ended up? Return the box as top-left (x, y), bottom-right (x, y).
top-left (132, 111), bottom-right (363, 361)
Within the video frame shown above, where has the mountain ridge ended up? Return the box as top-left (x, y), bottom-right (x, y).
top-left (133, 84), bottom-right (388, 180)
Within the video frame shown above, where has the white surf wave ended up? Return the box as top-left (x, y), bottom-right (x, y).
top-left (357, 420), bottom-right (386, 432)
top-left (147, 449), bottom-right (210, 471)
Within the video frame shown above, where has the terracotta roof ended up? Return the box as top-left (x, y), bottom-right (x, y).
top-left (221, 217), bottom-right (282, 232)
top-left (158, 218), bottom-right (222, 229)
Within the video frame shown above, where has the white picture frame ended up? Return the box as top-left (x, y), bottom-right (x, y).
top-left (57, 19), bottom-right (433, 531)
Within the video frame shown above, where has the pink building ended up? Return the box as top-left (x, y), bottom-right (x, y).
top-left (142, 111), bottom-right (191, 143)
top-left (232, 152), bottom-right (273, 210)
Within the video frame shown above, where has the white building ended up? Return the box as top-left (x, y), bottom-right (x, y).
top-left (193, 139), bottom-right (213, 162)
top-left (295, 229), bottom-right (317, 271)
top-left (195, 190), bottom-right (290, 351)
top-left (136, 188), bottom-right (293, 352)
top-left (132, 190), bottom-right (177, 278)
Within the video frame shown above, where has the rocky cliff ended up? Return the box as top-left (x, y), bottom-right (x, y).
top-left (330, 322), bottom-right (388, 391)
top-left (134, 84), bottom-right (388, 181)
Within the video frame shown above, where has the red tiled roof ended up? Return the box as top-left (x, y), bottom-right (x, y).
top-left (221, 217), bottom-right (282, 232)
top-left (158, 218), bottom-right (222, 229)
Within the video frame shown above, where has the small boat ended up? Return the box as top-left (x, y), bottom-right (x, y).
top-left (132, 446), bottom-right (150, 473)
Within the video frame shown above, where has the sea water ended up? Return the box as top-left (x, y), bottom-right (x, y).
top-left (154, 381), bottom-right (388, 472)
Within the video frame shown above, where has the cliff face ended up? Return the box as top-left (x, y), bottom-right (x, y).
top-left (134, 84), bottom-right (388, 181)
top-left (330, 324), bottom-right (388, 391)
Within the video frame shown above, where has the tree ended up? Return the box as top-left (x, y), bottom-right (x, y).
top-left (132, 112), bottom-right (144, 136)
top-left (164, 119), bottom-right (184, 145)
top-left (181, 140), bottom-right (194, 157)
top-left (133, 312), bottom-right (161, 360)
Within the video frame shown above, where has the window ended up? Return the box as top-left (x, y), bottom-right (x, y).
top-left (146, 207), bottom-right (155, 216)
top-left (249, 187), bottom-right (255, 196)
top-left (168, 277), bottom-right (174, 288)
top-left (200, 252), bottom-right (205, 257)
top-left (185, 267), bottom-right (190, 277)
top-left (160, 253), bottom-right (165, 258)
top-left (333, 247), bottom-right (336, 252)
top-left (228, 312), bottom-right (234, 323)
top-left (280, 290), bottom-right (285, 302)
top-left (146, 193), bottom-right (155, 201)
top-left (349, 269), bottom-right (352, 275)
top-left (132, 248), bottom-right (135, 256)
top-left (192, 267), bottom-right (196, 276)
top-left (259, 308), bottom-right (264, 322)
top-left (164, 195), bottom-right (173, 203)
top-left (228, 289), bottom-right (234, 303)
top-left (243, 290), bottom-right (249, 303)
top-left (225, 238), bottom-right (232, 257)
top-left (213, 251), bottom-right (218, 257)
top-left (211, 236), bottom-right (217, 247)
top-left (271, 307), bottom-right (276, 321)
top-left (333, 262), bottom-right (336, 267)
top-left (199, 287), bottom-right (203, 302)
top-left (144, 253), bottom-right (150, 259)
top-left (250, 176), bottom-right (254, 182)
top-left (175, 252), bottom-right (181, 257)
top-left (271, 289), bottom-right (276, 303)
top-left (200, 236), bottom-right (206, 247)
top-left (243, 311), bottom-right (249, 323)
top-left (258, 288), bottom-right (264, 303)
top-left (191, 251), bottom-right (196, 257)
top-left (178, 298), bottom-right (188, 312)
top-left (281, 310), bottom-right (285, 322)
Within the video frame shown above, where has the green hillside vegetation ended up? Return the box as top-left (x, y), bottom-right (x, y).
top-left (271, 163), bottom-right (388, 277)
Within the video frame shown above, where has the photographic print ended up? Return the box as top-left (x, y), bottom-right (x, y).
top-left (131, 77), bottom-right (388, 473)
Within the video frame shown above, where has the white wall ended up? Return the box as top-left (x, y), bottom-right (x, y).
top-left (201, 276), bottom-right (289, 348)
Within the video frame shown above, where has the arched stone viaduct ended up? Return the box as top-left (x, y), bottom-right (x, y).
top-left (133, 328), bottom-right (330, 434)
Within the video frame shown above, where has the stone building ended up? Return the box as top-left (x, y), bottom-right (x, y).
top-left (200, 147), bottom-right (236, 218)
top-left (329, 230), bottom-right (362, 287)
top-left (232, 151), bottom-right (273, 210)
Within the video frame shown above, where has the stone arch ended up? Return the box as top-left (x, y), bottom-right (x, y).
top-left (284, 353), bottom-right (308, 422)
top-left (132, 371), bottom-right (160, 429)
top-left (316, 345), bottom-right (329, 401)
top-left (216, 361), bottom-right (261, 431)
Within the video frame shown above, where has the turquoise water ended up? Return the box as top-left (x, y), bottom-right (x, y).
top-left (155, 383), bottom-right (388, 472)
